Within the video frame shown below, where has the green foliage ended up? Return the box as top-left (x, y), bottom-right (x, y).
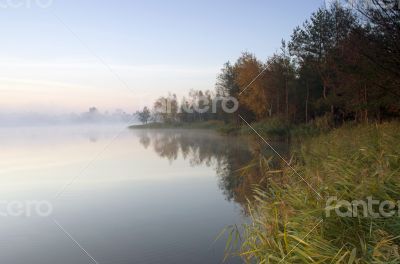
top-left (311, 114), bottom-right (334, 132)
top-left (227, 122), bottom-right (400, 263)
top-left (138, 2), bottom-right (399, 128)
top-left (240, 118), bottom-right (291, 137)
top-left (217, 123), bottom-right (241, 135)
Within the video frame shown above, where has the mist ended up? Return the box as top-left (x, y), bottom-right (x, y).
top-left (0, 107), bottom-right (137, 127)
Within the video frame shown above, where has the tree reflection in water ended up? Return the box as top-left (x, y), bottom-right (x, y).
top-left (134, 129), bottom-right (290, 213)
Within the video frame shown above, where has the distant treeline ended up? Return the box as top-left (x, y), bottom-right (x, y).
top-left (0, 107), bottom-right (135, 127)
top-left (137, 1), bottom-right (400, 126)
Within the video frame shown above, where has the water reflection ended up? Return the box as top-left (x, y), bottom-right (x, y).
top-left (135, 129), bottom-right (290, 211)
top-left (0, 126), bottom-right (260, 264)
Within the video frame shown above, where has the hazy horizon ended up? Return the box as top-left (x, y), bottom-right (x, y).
top-left (0, 0), bottom-right (326, 116)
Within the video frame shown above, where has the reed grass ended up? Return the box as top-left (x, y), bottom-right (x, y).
top-left (227, 122), bottom-right (400, 263)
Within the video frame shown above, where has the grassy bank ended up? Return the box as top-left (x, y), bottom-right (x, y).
top-left (130, 116), bottom-right (331, 138)
top-left (228, 122), bottom-right (400, 263)
top-left (129, 120), bottom-right (227, 130)
top-left (237, 115), bottom-right (335, 138)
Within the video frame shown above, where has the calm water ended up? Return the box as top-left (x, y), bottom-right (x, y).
top-left (0, 125), bottom-right (262, 264)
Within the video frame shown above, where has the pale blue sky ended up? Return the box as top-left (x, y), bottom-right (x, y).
top-left (0, 0), bottom-right (326, 113)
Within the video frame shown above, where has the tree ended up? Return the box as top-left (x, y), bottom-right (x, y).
top-left (136, 107), bottom-right (151, 124)
top-left (235, 52), bottom-right (269, 120)
top-left (216, 62), bottom-right (240, 97)
top-left (153, 93), bottom-right (179, 123)
top-left (262, 41), bottom-right (296, 121)
top-left (138, 1), bottom-right (399, 126)
top-left (296, 56), bottom-right (323, 123)
top-left (216, 62), bottom-right (242, 123)
top-left (290, 4), bottom-right (356, 97)
top-left (351, 0), bottom-right (400, 120)
top-left (289, 3), bottom-right (359, 122)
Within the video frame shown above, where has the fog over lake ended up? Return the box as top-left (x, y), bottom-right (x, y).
top-left (0, 125), bottom-right (259, 263)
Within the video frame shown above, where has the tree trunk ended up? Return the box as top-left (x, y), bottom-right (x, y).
top-left (364, 84), bottom-right (368, 124)
top-left (285, 77), bottom-right (289, 121)
top-left (277, 89), bottom-right (280, 116)
top-left (322, 79), bottom-right (328, 99)
top-left (305, 80), bottom-right (310, 124)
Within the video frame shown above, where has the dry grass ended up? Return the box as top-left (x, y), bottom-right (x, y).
top-left (227, 122), bottom-right (400, 263)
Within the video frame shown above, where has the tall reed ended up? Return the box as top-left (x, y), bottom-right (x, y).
top-left (228, 122), bottom-right (400, 263)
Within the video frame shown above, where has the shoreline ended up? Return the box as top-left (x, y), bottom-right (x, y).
top-left (129, 120), bottom-right (237, 134)
top-left (129, 118), bottom-right (330, 138)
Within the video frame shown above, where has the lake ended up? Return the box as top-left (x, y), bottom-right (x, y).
top-left (0, 125), bottom-right (265, 264)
